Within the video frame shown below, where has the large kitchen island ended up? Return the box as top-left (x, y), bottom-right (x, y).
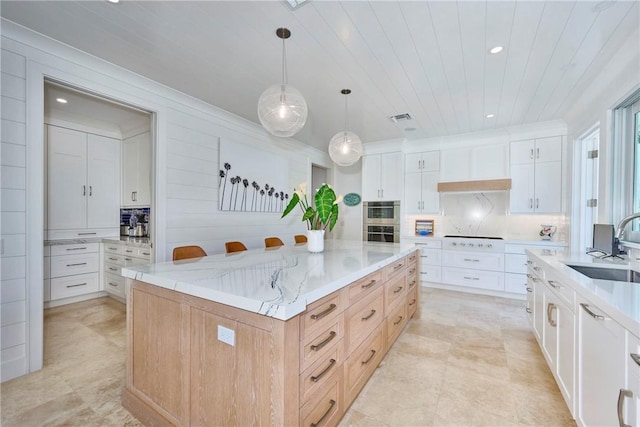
top-left (120, 240), bottom-right (420, 427)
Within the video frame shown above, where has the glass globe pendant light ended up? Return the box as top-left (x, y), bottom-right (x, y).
top-left (257, 28), bottom-right (308, 138)
top-left (328, 89), bottom-right (363, 166)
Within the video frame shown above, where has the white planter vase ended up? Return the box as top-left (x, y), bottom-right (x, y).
top-left (307, 230), bottom-right (325, 253)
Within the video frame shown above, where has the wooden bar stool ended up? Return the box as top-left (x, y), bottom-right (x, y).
top-left (294, 235), bottom-right (307, 244)
top-left (172, 245), bottom-right (207, 261)
top-left (225, 241), bottom-right (247, 254)
top-left (264, 237), bottom-right (284, 248)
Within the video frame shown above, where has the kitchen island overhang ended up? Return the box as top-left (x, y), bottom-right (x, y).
top-left (121, 240), bottom-right (420, 427)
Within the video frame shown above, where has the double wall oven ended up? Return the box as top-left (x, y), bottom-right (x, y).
top-left (363, 201), bottom-right (400, 243)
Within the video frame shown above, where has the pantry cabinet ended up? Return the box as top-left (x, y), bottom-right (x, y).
top-left (510, 136), bottom-right (562, 213)
top-left (404, 151), bottom-right (439, 213)
top-left (122, 131), bottom-right (151, 207)
top-left (46, 125), bottom-right (120, 239)
top-left (361, 152), bottom-right (402, 201)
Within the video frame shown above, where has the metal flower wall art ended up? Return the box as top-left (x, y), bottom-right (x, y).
top-left (218, 162), bottom-right (289, 212)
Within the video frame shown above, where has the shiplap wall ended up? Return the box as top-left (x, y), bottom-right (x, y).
top-left (1, 48), bottom-right (28, 381)
top-left (0, 20), bottom-right (331, 381)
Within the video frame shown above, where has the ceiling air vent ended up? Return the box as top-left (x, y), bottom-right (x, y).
top-left (389, 113), bottom-right (412, 123)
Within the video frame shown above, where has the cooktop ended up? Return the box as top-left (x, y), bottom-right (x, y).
top-left (443, 235), bottom-right (504, 240)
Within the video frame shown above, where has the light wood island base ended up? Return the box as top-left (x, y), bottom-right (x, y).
top-left (123, 251), bottom-right (419, 426)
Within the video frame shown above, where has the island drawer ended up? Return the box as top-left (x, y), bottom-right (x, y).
top-left (406, 250), bottom-right (418, 265)
top-left (406, 265), bottom-right (418, 291)
top-left (300, 374), bottom-right (343, 427)
top-left (385, 300), bottom-right (407, 349)
top-left (345, 326), bottom-right (384, 407)
top-left (407, 286), bottom-right (418, 319)
top-left (384, 257), bottom-right (407, 280)
top-left (301, 315), bottom-right (344, 372)
top-left (347, 271), bottom-right (383, 303)
top-left (300, 343), bottom-right (343, 405)
top-left (384, 272), bottom-right (407, 312)
top-left (301, 291), bottom-right (346, 342)
top-left (345, 287), bottom-right (384, 353)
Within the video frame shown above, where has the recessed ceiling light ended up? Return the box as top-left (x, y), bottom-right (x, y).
top-left (107, 0), bottom-right (120, 4)
top-left (56, 98), bottom-right (68, 104)
top-left (284, 0), bottom-right (308, 10)
top-left (489, 46), bottom-right (503, 54)
top-left (486, 114), bottom-right (495, 118)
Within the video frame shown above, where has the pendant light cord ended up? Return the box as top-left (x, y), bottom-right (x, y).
top-left (281, 36), bottom-right (287, 86)
top-left (344, 92), bottom-right (348, 131)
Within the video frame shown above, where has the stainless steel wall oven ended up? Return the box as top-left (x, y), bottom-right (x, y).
top-left (363, 201), bottom-right (400, 243)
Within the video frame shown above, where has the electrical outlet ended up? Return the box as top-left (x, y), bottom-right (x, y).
top-left (217, 325), bottom-right (235, 346)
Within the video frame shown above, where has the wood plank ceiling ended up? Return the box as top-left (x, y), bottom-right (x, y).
top-left (2, 1), bottom-right (638, 151)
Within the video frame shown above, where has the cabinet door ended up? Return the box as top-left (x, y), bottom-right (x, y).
top-left (509, 163), bottom-right (535, 213)
top-left (404, 153), bottom-right (422, 174)
top-left (510, 139), bottom-right (535, 165)
top-left (578, 302), bottom-right (625, 427)
top-left (421, 171), bottom-right (440, 213)
top-left (534, 161), bottom-right (561, 213)
top-left (541, 286), bottom-right (558, 368)
top-left (380, 152), bottom-right (402, 200)
top-left (531, 273), bottom-right (543, 340)
top-left (422, 151), bottom-right (440, 172)
top-left (361, 155), bottom-right (381, 201)
top-left (47, 125), bottom-right (87, 230)
top-left (626, 333), bottom-right (640, 427)
top-left (440, 147), bottom-right (471, 182)
top-left (87, 134), bottom-right (120, 229)
top-left (136, 133), bottom-right (151, 206)
top-left (556, 299), bottom-right (574, 411)
top-left (121, 136), bottom-right (138, 206)
top-left (403, 172), bottom-right (422, 213)
top-left (471, 143), bottom-right (509, 179)
top-left (535, 136), bottom-right (562, 163)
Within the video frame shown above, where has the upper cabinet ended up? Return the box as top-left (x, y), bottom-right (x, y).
top-left (362, 152), bottom-right (403, 201)
top-left (440, 143), bottom-right (509, 182)
top-left (404, 151), bottom-right (440, 213)
top-left (122, 132), bottom-right (151, 207)
top-left (47, 125), bottom-right (120, 239)
top-left (510, 136), bottom-right (562, 213)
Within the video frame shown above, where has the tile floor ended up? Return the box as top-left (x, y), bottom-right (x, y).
top-left (1, 289), bottom-right (575, 426)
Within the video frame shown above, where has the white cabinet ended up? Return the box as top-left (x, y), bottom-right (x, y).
top-left (504, 243), bottom-right (566, 296)
top-left (414, 240), bottom-right (442, 284)
top-left (441, 250), bottom-right (505, 292)
top-left (440, 143), bottom-right (509, 182)
top-left (47, 242), bottom-right (100, 304)
top-left (47, 125), bottom-right (120, 239)
top-left (362, 152), bottom-right (402, 201)
top-left (577, 300), bottom-right (626, 427)
top-left (510, 136), bottom-right (562, 213)
top-left (122, 132), bottom-right (151, 207)
top-left (103, 242), bottom-right (152, 300)
top-left (624, 332), bottom-right (640, 427)
top-left (404, 151), bottom-right (440, 213)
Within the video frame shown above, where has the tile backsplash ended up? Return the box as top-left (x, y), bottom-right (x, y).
top-left (403, 192), bottom-right (569, 242)
top-left (120, 207), bottom-right (150, 226)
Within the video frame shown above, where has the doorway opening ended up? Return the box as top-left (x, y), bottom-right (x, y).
top-left (572, 127), bottom-right (599, 253)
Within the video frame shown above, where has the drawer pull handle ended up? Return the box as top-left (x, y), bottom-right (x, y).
top-left (526, 287), bottom-right (533, 293)
top-left (66, 282), bottom-right (87, 288)
top-left (393, 286), bottom-right (403, 294)
top-left (142, 252), bottom-right (151, 256)
top-left (580, 303), bottom-right (606, 320)
top-left (310, 399), bottom-right (336, 427)
top-left (361, 349), bottom-right (376, 365)
top-left (531, 277), bottom-right (541, 283)
top-left (108, 257), bottom-right (118, 261)
top-left (546, 303), bottom-right (557, 327)
top-left (533, 266), bottom-right (542, 272)
top-left (310, 304), bottom-right (337, 320)
top-left (66, 247), bottom-right (87, 251)
top-left (125, 249), bottom-right (133, 253)
top-left (124, 258), bottom-right (132, 261)
top-left (526, 273), bottom-right (533, 279)
top-left (630, 353), bottom-right (640, 367)
top-left (310, 359), bottom-right (336, 383)
top-left (66, 262), bottom-right (87, 267)
top-left (108, 282), bottom-right (118, 287)
top-left (617, 388), bottom-right (633, 427)
top-left (393, 315), bottom-right (404, 326)
top-left (408, 280), bottom-right (416, 288)
top-left (463, 258), bottom-right (480, 262)
top-left (548, 280), bottom-right (562, 289)
top-left (409, 268), bottom-right (416, 274)
top-left (77, 232), bottom-right (96, 236)
top-left (361, 309), bottom-right (376, 321)
top-left (108, 247), bottom-right (118, 251)
top-left (525, 308), bottom-right (532, 314)
top-left (310, 331), bottom-right (336, 352)
top-left (109, 267), bottom-right (118, 272)
top-left (463, 276), bottom-right (479, 281)
top-left (361, 279), bottom-right (377, 289)
top-left (409, 299), bottom-right (416, 306)
top-left (393, 263), bottom-right (404, 270)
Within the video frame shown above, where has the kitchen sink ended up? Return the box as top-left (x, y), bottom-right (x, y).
top-left (565, 264), bottom-right (640, 283)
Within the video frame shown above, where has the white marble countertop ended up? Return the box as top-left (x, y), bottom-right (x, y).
top-left (401, 235), bottom-right (568, 246)
top-left (121, 240), bottom-right (418, 320)
top-left (45, 236), bottom-right (151, 248)
top-left (527, 249), bottom-right (640, 335)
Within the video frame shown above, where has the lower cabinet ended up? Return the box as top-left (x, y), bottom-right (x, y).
top-left (103, 242), bottom-right (151, 299)
top-left (624, 332), bottom-right (640, 427)
top-left (45, 242), bottom-right (100, 304)
top-left (577, 301), bottom-right (626, 427)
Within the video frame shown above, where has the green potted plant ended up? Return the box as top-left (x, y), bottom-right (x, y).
top-left (281, 182), bottom-right (341, 252)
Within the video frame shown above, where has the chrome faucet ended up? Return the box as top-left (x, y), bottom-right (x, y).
top-left (615, 212), bottom-right (640, 240)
